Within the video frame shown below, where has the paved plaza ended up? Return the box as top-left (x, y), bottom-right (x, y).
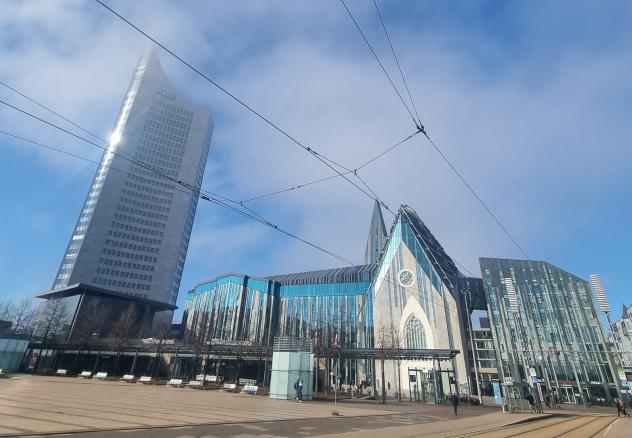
top-left (0, 375), bottom-right (628, 437)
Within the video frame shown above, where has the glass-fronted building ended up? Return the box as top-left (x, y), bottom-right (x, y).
top-left (52, 49), bottom-right (213, 307)
top-left (480, 257), bottom-right (621, 404)
top-left (184, 202), bottom-right (470, 399)
top-left (184, 265), bottom-right (375, 387)
top-left (611, 304), bottom-right (632, 372)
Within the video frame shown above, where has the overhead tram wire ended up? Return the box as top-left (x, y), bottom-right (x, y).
top-left (420, 132), bottom-right (530, 259)
top-left (345, 2), bottom-right (531, 260)
top-left (0, 127), bottom-right (357, 267)
top-left (239, 130), bottom-right (420, 204)
top-left (0, 129), bottom-right (236, 206)
top-left (2, 128), bottom-right (477, 298)
top-left (0, 98), bottom-right (237, 205)
top-left (0, 76), bottom-right (410, 213)
top-left (339, 0), bottom-right (422, 132)
top-left (0, 81), bottom-right (241, 205)
top-left (0, 80), bottom-right (107, 144)
top-left (94, 0), bottom-right (389, 212)
top-left (373, 0), bottom-right (422, 126)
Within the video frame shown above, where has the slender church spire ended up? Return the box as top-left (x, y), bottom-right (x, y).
top-left (364, 199), bottom-right (388, 264)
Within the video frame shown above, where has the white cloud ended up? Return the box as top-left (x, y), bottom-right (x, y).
top-left (2, 0), bottom-right (631, 306)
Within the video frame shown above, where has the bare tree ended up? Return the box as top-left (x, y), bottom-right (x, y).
top-left (389, 326), bottom-right (406, 402)
top-left (0, 300), bottom-right (14, 335)
top-left (34, 299), bottom-right (70, 372)
top-left (0, 299), bottom-right (14, 322)
top-left (11, 297), bottom-right (35, 336)
top-left (150, 319), bottom-right (172, 379)
top-left (375, 323), bottom-right (391, 403)
top-left (71, 301), bottom-right (107, 373)
top-left (109, 304), bottom-right (139, 375)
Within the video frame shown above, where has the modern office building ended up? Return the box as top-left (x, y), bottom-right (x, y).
top-left (611, 304), bottom-right (632, 372)
top-left (51, 49), bottom-right (213, 307)
top-left (185, 202), bottom-right (470, 399)
top-left (479, 257), bottom-right (621, 404)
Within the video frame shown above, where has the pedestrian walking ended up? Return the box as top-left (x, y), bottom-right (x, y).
top-left (553, 392), bottom-right (561, 409)
top-left (617, 398), bottom-right (623, 417)
top-left (619, 399), bottom-right (630, 418)
top-left (526, 393), bottom-right (535, 413)
top-left (452, 393), bottom-right (459, 415)
top-left (294, 378), bottom-right (303, 403)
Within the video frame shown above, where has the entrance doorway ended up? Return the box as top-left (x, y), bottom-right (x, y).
top-left (408, 368), bottom-right (456, 404)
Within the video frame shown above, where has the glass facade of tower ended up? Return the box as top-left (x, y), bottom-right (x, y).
top-left (52, 50), bottom-right (213, 306)
top-left (480, 257), bottom-right (620, 404)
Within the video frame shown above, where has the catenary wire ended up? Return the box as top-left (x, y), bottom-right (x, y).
top-left (240, 130), bottom-right (419, 204)
top-left (3, 13), bottom-right (487, 275)
top-left (0, 77), bottom-right (411, 215)
top-left (373, 0), bottom-right (422, 126)
top-left (339, 0), bottom-right (421, 131)
top-left (0, 128), bottom-right (357, 266)
top-left (0, 79), bottom-right (107, 144)
top-left (2, 125), bottom-right (478, 316)
top-left (421, 132), bottom-right (530, 259)
top-left (0, 98), bottom-right (237, 205)
top-left (94, 0), bottom-right (390, 211)
top-left (0, 80), bottom-right (243, 205)
top-left (0, 130), bottom-right (243, 210)
top-left (343, 0), bottom-right (530, 259)
top-left (2, 122), bottom-right (474, 299)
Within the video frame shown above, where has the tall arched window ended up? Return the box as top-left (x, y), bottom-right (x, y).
top-left (406, 317), bottom-right (427, 349)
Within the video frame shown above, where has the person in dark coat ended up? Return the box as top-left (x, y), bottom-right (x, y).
top-left (294, 378), bottom-right (303, 403)
top-left (526, 393), bottom-right (535, 413)
top-left (452, 393), bottom-right (459, 415)
top-left (619, 399), bottom-right (630, 417)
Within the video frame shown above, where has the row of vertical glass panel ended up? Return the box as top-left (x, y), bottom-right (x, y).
top-left (184, 275), bottom-right (374, 349)
top-left (481, 258), bottom-right (619, 402)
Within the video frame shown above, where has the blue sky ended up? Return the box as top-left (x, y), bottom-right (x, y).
top-left (1, 0), bottom-right (630, 320)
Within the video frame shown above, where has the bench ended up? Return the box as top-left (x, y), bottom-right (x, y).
top-left (222, 383), bottom-right (238, 392)
top-left (138, 376), bottom-right (152, 384)
top-left (196, 374), bottom-right (220, 383)
top-left (167, 378), bottom-right (183, 387)
top-left (55, 369), bottom-right (68, 376)
top-left (78, 371), bottom-right (92, 378)
top-left (188, 380), bottom-right (203, 388)
top-left (93, 372), bottom-right (108, 381)
top-left (121, 374), bottom-right (136, 382)
top-left (242, 384), bottom-right (259, 395)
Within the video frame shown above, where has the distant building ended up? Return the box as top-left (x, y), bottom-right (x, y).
top-left (479, 257), bottom-right (620, 404)
top-left (611, 304), bottom-right (632, 372)
top-left (51, 49), bottom-right (213, 308)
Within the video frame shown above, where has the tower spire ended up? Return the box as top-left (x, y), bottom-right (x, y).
top-left (364, 199), bottom-right (388, 264)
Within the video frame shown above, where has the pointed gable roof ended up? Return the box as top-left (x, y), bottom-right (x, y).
top-left (364, 199), bottom-right (388, 264)
top-left (399, 205), bottom-right (459, 291)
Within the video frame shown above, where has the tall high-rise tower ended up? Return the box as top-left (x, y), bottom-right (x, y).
top-left (52, 49), bottom-right (213, 306)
